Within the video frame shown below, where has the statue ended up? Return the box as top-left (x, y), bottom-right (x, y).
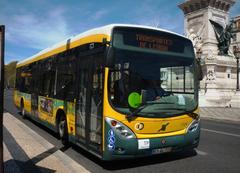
top-left (186, 25), bottom-right (205, 54)
top-left (206, 70), bottom-right (216, 81)
top-left (209, 19), bottom-right (234, 56)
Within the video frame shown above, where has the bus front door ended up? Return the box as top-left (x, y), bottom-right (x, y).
top-left (75, 53), bottom-right (103, 155)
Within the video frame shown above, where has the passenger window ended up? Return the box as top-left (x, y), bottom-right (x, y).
top-left (54, 55), bottom-right (76, 101)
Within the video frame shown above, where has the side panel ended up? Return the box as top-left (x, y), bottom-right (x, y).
top-left (14, 43), bottom-right (106, 158)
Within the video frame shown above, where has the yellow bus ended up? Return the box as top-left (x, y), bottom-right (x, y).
top-left (14, 24), bottom-right (202, 160)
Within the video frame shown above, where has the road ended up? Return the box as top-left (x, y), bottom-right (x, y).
top-left (3, 89), bottom-right (240, 173)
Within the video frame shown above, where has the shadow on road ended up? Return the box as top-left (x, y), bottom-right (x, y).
top-left (71, 144), bottom-right (197, 171)
top-left (103, 150), bottom-right (197, 170)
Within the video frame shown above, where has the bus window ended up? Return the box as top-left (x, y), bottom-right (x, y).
top-left (109, 63), bottom-right (131, 107)
top-left (42, 72), bottom-right (54, 96)
top-left (55, 56), bottom-right (76, 101)
top-left (17, 66), bottom-right (33, 93)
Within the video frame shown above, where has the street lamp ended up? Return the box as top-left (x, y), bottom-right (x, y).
top-left (233, 46), bottom-right (240, 91)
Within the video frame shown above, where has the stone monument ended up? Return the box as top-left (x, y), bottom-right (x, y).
top-left (179, 0), bottom-right (240, 107)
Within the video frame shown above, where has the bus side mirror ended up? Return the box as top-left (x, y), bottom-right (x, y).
top-left (102, 38), bottom-right (110, 45)
top-left (196, 59), bottom-right (203, 81)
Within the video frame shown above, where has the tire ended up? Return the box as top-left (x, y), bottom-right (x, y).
top-left (20, 101), bottom-right (26, 119)
top-left (58, 115), bottom-right (69, 146)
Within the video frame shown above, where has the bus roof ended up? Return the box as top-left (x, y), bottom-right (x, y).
top-left (17, 24), bottom-right (188, 68)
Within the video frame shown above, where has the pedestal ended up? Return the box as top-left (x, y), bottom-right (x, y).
top-left (199, 83), bottom-right (225, 107)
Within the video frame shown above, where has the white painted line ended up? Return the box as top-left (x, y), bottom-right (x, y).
top-left (195, 149), bottom-right (208, 156)
top-left (202, 128), bottom-right (240, 138)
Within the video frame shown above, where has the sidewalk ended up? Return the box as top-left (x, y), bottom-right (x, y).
top-left (3, 112), bottom-right (90, 173)
top-left (200, 107), bottom-right (240, 122)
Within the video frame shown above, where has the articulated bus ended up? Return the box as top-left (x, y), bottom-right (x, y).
top-left (14, 24), bottom-right (202, 160)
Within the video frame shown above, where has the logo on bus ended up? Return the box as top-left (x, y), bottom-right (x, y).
top-left (108, 129), bottom-right (115, 151)
top-left (158, 122), bottom-right (170, 132)
top-left (135, 123), bottom-right (144, 130)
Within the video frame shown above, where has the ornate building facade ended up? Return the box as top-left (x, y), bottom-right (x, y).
top-left (232, 15), bottom-right (240, 50)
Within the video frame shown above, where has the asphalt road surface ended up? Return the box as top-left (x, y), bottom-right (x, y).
top-left (4, 89), bottom-right (240, 173)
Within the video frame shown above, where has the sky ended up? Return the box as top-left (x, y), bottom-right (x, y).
top-left (1, 0), bottom-right (240, 64)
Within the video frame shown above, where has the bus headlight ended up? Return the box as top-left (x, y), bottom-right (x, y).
top-left (187, 119), bottom-right (200, 133)
top-left (106, 117), bottom-right (136, 139)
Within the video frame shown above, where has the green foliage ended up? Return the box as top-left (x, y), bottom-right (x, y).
top-left (4, 61), bottom-right (17, 88)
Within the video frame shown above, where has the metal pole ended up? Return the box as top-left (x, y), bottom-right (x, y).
top-left (237, 57), bottom-right (239, 91)
top-left (0, 25), bottom-right (5, 173)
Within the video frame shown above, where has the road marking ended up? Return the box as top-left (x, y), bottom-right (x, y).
top-left (202, 128), bottom-right (240, 138)
top-left (195, 149), bottom-right (208, 156)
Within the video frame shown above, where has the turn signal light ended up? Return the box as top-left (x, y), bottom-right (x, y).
top-left (111, 120), bottom-right (117, 126)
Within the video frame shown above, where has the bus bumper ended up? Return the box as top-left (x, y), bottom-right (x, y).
top-left (103, 125), bottom-right (200, 160)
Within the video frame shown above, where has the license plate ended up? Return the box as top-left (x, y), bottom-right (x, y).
top-left (138, 139), bottom-right (150, 149)
top-left (152, 147), bottom-right (172, 154)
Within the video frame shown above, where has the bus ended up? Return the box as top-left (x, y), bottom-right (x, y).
top-left (14, 24), bottom-right (202, 160)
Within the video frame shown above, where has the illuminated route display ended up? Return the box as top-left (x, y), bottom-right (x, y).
top-left (113, 27), bottom-right (194, 55)
top-left (136, 34), bottom-right (173, 51)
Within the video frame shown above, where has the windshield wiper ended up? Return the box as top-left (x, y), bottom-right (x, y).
top-left (126, 101), bottom-right (174, 120)
top-left (147, 101), bottom-right (175, 104)
top-left (126, 104), bottom-right (148, 120)
top-left (164, 108), bottom-right (199, 117)
top-left (152, 108), bottom-right (199, 119)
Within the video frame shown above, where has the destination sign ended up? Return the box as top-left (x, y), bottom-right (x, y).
top-left (135, 34), bottom-right (173, 52)
top-left (113, 27), bottom-right (192, 54)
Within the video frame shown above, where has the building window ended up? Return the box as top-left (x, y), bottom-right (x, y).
top-left (227, 74), bottom-right (231, 79)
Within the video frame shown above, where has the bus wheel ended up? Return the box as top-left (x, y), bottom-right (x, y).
top-left (58, 115), bottom-right (69, 146)
top-left (20, 100), bottom-right (26, 119)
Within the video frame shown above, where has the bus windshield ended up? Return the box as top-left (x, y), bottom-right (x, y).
top-left (108, 28), bottom-right (198, 118)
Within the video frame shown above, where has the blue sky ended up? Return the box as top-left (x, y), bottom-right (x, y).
top-left (1, 0), bottom-right (240, 64)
